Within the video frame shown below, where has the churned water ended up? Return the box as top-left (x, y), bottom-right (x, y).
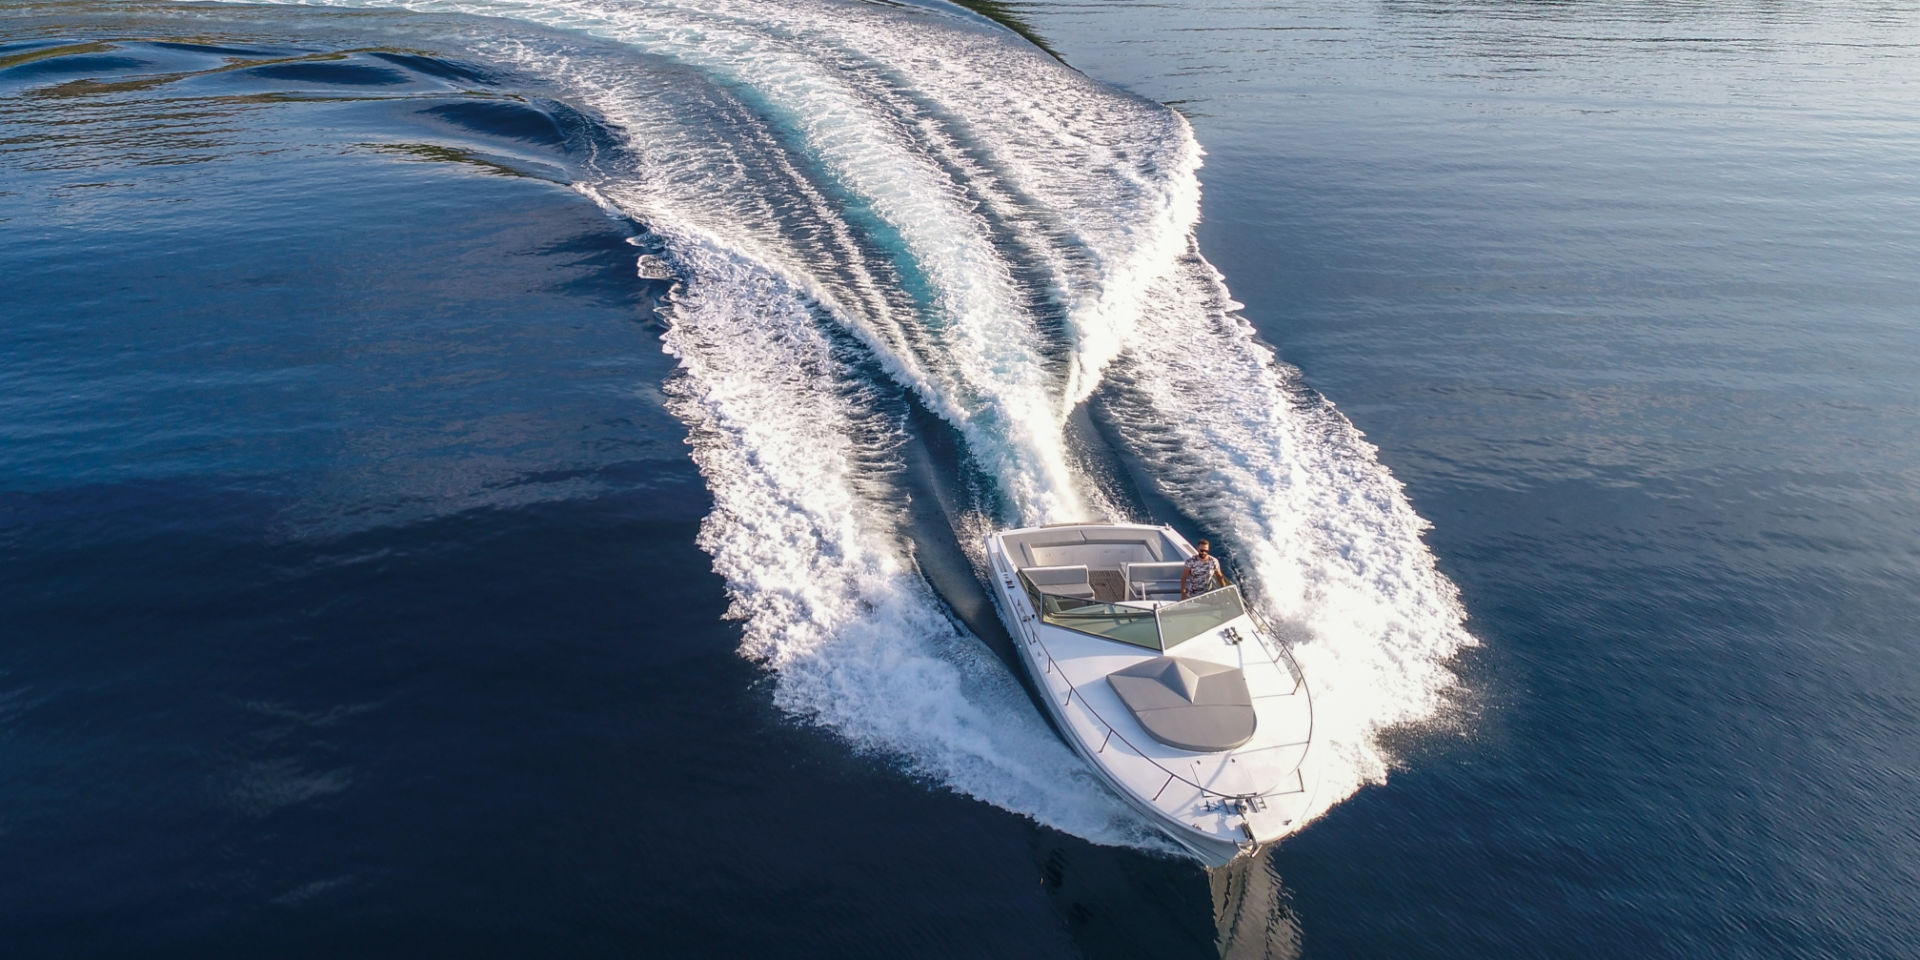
top-left (3, 1), bottom-right (1916, 957)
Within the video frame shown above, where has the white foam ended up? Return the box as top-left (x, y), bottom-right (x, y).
top-left (228, 0), bottom-right (1473, 850)
top-left (649, 235), bottom-right (1164, 849)
top-left (491, 28), bottom-right (1174, 846)
top-left (1097, 249), bottom-right (1477, 821)
top-left (278, 0), bottom-right (1109, 521)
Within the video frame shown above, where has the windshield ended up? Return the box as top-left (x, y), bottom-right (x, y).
top-left (1039, 595), bottom-right (1161, 648)
top-left (1156, 586), bottom-right (1247, 649)
top-left (1022, 572), bottom-right (1245, 651)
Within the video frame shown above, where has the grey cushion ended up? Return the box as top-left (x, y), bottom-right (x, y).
top-left (1124, 561), bottom-right (1189, 600)
top-left (1025, 564), bottom-right (1089, 586)
top-left (1024, 564), bottom-right (1095, 600)
top-left (1106, 656), bottom-right (1256, 752)
top-left (1082, 541), bottom-right (1157, 565)
top-left (1018, 530), bottom-right (1087, 566)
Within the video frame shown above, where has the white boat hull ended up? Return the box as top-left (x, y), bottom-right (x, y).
top-left (983, 523), bottom-right (1318, 866)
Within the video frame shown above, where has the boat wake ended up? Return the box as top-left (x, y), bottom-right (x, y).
top-left (235, 0), bottom-right (1474, 849)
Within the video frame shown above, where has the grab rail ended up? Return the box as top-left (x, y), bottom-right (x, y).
top-left (1221, 555), bottom-right (1313, 721)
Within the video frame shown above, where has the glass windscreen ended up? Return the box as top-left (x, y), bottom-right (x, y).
top-left (1023, 572), bottom-right (1162, 648)
top-left (1020, 572), bottom-right (1243, 650)
top-left (1155, 586), bottom-right (1247, 649)
top-left (1041, 595), bottom-right (1161, 648)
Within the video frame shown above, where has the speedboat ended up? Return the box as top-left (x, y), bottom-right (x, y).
top-left (984, 522), bottom-right (1316, 865)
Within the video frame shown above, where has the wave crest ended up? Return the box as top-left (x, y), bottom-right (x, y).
top-left (241, 0), bottom-right (1474, 851)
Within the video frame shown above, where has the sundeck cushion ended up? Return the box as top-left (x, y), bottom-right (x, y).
top-left (1106, 656), bottom-right (1256, 752)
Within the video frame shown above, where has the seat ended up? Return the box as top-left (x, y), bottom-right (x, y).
top-left (1016, 530), bottom-right (1087, 567)
top-left (1123, 561), bottom-right (1188, 601)
top-left (1023, 564), bottom-right (1096, 600)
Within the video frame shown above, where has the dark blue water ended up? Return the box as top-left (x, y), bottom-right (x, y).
top-left (1008, 2), bottom-right (1920, 956)
top-left (5, 1), bottom-right (1919, 958)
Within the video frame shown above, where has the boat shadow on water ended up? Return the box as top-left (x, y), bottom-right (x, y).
top-left (1030, 829), bottom-right (1303, 960)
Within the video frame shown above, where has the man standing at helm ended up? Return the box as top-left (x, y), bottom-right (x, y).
top-left (1182, 539), bottom-right (1229, 599)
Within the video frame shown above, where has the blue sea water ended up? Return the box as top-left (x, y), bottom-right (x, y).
top-left (1001, 1), bottom-right (1920, 955)
top-left (3, 1), bottom-right (1918, 958)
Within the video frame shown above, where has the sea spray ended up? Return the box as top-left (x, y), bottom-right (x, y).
top-left (1097, 250), bottom-right (1476, 820)
top-left (224, 0), bottom-right (1473, 849)
top-left (654, 236), bottom-right (1163, 847)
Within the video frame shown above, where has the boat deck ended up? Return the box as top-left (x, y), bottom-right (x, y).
top-left (985, 522), bottom-right (1318, 863)
top-left (1089, 569), bottom-right (1128, 603)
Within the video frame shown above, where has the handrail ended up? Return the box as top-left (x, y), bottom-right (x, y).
top-left (994, 551), bottom-right (1305, 803)
top-left (1221, 556), bottom-right (1314, 736)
